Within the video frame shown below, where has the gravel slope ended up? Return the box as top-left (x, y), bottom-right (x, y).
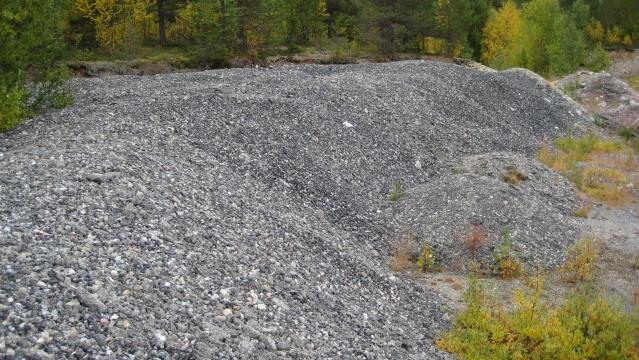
top-left (1, 61), bottom-right (590, 359)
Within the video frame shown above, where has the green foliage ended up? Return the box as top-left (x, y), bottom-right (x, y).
top-left (563, 81), bottom-right (580, 98)
top-left (0, 85), bottom-right (25, 132)
top-left (0, 0), bottom-right (73, 132)
top-left (417, 243), bottom-right (436, 272)
top-left (584, 44), bottom-right (610, 72)
top-left (594, 115), bottom-right (606, 128)
top-left (492, 228), bottom-right (523, 279)
top-left (562, 237), bottom-right (598, 283)
top-left (57, 0), bottom-right (639, 76)
top-left (390, 180), bottom-right (403, 203)
top-left (619, 126), bottom-right (637, 141)
top-left (438, 278), bottom-right (639, 359)
top-left (436, 0), bottom-right (491, 58)
top-left (511, 0), bottom-right (585, 76)
top-left (174, 0), bottom-right (239, 66)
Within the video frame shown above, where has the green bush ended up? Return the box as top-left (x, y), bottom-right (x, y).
top-left (438, 279), bottom-right (639, 359)
top-left (492, 228), bottom-right (523, 279)
top-left (0, 0), bottom-right (73, 132)
top-left (0, 84), bottom-right (25, 132)
top-left (585, 45), bottom-right (610, 72)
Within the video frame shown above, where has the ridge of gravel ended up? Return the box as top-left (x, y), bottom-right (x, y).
top-left (1, 60), bottom-right (590, 358)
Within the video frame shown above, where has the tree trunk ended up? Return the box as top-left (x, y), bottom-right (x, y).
top-left (157, 0), bottom-right (166, 46)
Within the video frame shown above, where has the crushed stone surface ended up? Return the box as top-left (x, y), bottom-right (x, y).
top-left (0, 61), bottom-right (591, 358)
top-left (389, 152), bottom-right (584, 273)
top-left (556, 70), bottom-right (639, 130)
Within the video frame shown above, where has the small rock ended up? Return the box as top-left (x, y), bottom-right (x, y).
top-left (154, 330), bottom-right (167, 348)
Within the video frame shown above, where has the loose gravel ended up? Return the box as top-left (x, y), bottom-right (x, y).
top-left (389, 152), bottom-right (583, 273)
top-left (1, 61), bottom-right (590, 359)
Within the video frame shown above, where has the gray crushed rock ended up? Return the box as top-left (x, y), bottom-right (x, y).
top-left (610, 49), bottom-right (639, 78)
top-left (389, 152), bottom-right (583, 273)
top-left (556, 70), bottom-right (639, 131)
top-left (0, 60), bottom-right (590, 358)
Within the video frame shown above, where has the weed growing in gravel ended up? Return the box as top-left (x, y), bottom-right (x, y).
top-left (539, 132), bottom-right (624, 171)
top-left (438, 278), bottom-right (639, 359)
top-left (574, 202), bottom-right (593, 218)
top-left (538, 132), bottom-right (637, 205)
top-left (390, 233), bottom-right (416, 272)
top-left (619, 126), bottom-right (637, 141)
top-left (389, 180), bottom-right (403, 203)
top-left (417, 243), bottom-right (436, 272)
top-left (561, 237), bottom-right (599, 283)
top-left (577, 167), bottom-right (628, 203)
top-left (502, 167), bottom-right (528, 185)
top-left (594, 115), bottom-right (606, 128)
top-left (493, 228), bottom-right (523, 279)
top-left (464, 224), bottom-right (488, 257)
top-left (563, 81), bottom-right (580, 98)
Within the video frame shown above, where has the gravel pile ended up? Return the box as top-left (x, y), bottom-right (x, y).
top-left (1, 61), bottom-right (589, 358)
top-left (389, 152), bottom-right (584, 273)
top-left (556, 71), bottom-right (639, 131)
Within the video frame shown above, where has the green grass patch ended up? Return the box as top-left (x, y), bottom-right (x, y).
top-left (625, 75), bottom-right (639, 92)
top-left (538, 132), bottom-right (637, 205)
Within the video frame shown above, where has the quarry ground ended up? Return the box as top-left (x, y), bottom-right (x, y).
top-left (1, 60), bottom-right (637, 359)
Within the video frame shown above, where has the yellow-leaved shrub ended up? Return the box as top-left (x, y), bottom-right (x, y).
top-left (438, 278), bottom-right (639, 359)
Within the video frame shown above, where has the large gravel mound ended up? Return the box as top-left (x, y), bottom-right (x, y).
top-left (0, 61), bottom-right (589, 358)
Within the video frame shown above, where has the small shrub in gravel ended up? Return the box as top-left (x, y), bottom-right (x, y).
top-left (619, 126), bottom-right (637, 141)
top-left (417, 243), bottom-right (437, 273)
top-left (492, 228), bottom-right (523, 279)
top-left (390, 233), bottom-right (417, 272)
top-left (561, 237), bottom-right (599, 283)
top-left (390, 180), bottom-right (404, 203)
top-left (594, 115), bottom-right (606, 127)
top-left (573, 202), bottom-right (593, 218)
top-left (438, 279), bottom-right (639, 360)
top-left (562, 81), bottom-right (580, 98)
top-left (502, 167), bottom-right (529, 185)
top-left (464, 224), bottom-right (489, 258)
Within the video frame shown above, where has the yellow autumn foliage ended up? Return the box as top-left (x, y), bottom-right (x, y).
top-left (481, 1), bottom-right (521, 67)
top-left (585, 20), bottom-right (605, 44)
top-left (438, 278), bottom-right (639, 359)
top-left (607, 25), bottom-right (623, 46)
top-left (74, 0), bottom-right (154, 51)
